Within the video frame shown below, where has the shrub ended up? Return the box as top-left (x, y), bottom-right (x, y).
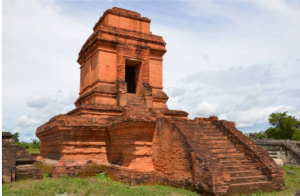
top-left (292, 129), bottom-right (300, 141)
top-left (31, 139), bottom-right (41, 149)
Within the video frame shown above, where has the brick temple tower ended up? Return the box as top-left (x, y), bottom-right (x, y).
top-left (36, 7), bottom-right (285, 195)
top-left (73, 7), bottom-right (171, 115)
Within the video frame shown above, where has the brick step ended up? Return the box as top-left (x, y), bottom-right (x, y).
top-left (199, 130), bottom-right (219, 134)
top-left (205, 143), bottom-right (235, 148)
top-left (198, 127), bottom-right (217, 129)
top-left (197, 132), bottom-right (224, 136)
top-left (127, 97), bottom-right (144, 102)
top-left (197, 124), bottom-right (216, 129)
top-left (127, 102), bottom-right (146, 107)
top-left (218, 156), bottom-right (249, 161)
top-left (227, 181), bottom-right (273, 195)
top-left (124, 108), bottom-right (150, 112)
top-left (213, 152), bottom-right (245, 157)
top-left (219, 160), bottom-right (253, 166)
top-left (123, 109), bottom-right (153, 117)
top-left (230, 175), bottom-right (268, 183)
top-left (197, 128), bottom-right (220, 132)
top-left (177, 122), bottom-right (198, 128)
top-left (209, 148), bottom-right (238, 153)
top-left (229, 170), bottom-right (263, 177)
top-left (126, 94), bottom-right (145, 106)
top-left (200, 139), bottom-right (232, 144)
top-left (225, 165), bottom-right (257, 171)
top-left (199, 135), bottom-right (228, 140)
top-left (128, 103), bottom-right (145, 107)
top-left (200, 136), bottom-right (228, 140)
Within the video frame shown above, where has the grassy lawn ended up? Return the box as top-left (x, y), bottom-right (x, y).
top-left (2, 166), bottom-right (299, 196)
top-left (246, 165), bottom-right (300, 196)
top-left (25, 147), bottom-right (40, 154)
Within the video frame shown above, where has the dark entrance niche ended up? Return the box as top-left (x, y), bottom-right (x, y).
top-left (125, 66), bottom-right (136, 93)
top-left (125, 59), bottom-right (141, 94)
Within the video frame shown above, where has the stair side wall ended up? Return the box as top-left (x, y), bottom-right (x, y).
top-left (107, 121), bottom-right (156, 171)
top-left (152, 118), bottom-right (194, 188)
top-left (172, 119), bottom-right (230, 195)
top-left (152, 118), bottom-right (230, 195)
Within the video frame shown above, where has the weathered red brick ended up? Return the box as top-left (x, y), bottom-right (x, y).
top-left (35, 7), bottom-right (284, 195)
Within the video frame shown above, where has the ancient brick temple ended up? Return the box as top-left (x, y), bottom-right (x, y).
top-left (36, 7), bottom-right (285, 195)
top-left (2, 132), bottom-right (43, 183)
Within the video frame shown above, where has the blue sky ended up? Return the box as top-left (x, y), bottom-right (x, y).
top-left (2, 0), bottom-right (300, 142)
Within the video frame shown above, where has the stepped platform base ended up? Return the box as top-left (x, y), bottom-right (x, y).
top-left (36, 112), bottom-right (285, 195)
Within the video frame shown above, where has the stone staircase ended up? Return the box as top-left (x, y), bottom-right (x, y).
top-left (267, 151), bottom-right (278, 159)
top-left (199, 122), bottom-right (274, 195)
top-left (123, 93), bottom-right (153, 118)
top-left (174, 120), bottom-right (274, 195)
top-left (126, 93), bottom-right (145, 107)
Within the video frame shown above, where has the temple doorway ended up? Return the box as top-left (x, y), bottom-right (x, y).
top-left (125, 59), bottom-right (141, 94)
top-left (126, 65), bottom-right (136, 93)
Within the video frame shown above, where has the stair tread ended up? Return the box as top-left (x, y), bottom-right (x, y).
top-left (213, 152), bottom-right (243, 154)
top-left (220, 155), bottom-right (247, 157)
top-left (208, 147), bottom-right (234, 148)
top-left (200, 139), bottom-right (230, 140)
top-left (220, 160), bottom-right (252, 163)
top-left (220, 161), bottom-right (252, 163)
top-left (230, 175), bottom-right (267, 179)
top-left (230, 181), bottom-right (272, 186)
top-left (218, 157), bottom-right (249, 160)
top-left (229, 170), bottom-right (262, 174)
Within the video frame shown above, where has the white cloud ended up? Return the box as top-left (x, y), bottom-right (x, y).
top-left (182, 65), bottom-right (277, 89)
top-left (194, 101), bottom-right (221, 117)
top-left (27, 94), bottom-right (50, 108)
top-left (3, 0), bottom-right (86, 113)
top-left (235, 105), bottom-right (294, 127)
top-left (237, 123), bottom-right (254, 128)
top-left (17, 115), bottom-right (41, 127)
top-left (12, 127), bottom-right (22, 134)
top-left (2, 123), bottom-right (7, 132)
top-left (166, 87), bottom-right (186, 97)
top-left (235, 90), bottom-right (275, 110)
top-left (2, 0), bottom-right (85, 141)
top-left (7, 91), bottom-right (76, 142)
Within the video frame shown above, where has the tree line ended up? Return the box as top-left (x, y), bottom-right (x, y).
top-left (255, 111), bottom-right (300, 141)
top-left (12, 132), bottom-right (41, 150)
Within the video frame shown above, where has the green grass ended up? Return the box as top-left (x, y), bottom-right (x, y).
top-left (2, 173), bottom-right (198, 196)
top-left (245, 165), bottom-right (300, 196)
top-left (25, 146), bottom-right (40, 154)
top-left (2, 166), bottom-right (300, 196)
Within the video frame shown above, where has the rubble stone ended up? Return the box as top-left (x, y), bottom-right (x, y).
top-left (2, 132), bottom-right (43, 183)
top-left (252, 138), bottom-right (300, 167)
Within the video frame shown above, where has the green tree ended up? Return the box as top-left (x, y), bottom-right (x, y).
top-left (21, 141), bottom-right (30, 149)
top-left (12, 132), bottom-right (19, 143)
top-left (255, 131), bottom-right (268, 139)
top-left (292, 129), bottom-right (300, 141)
top-left (31, 139), bottom-right (41, 149)
top-left (266, 111), bottom-right (300, 140)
